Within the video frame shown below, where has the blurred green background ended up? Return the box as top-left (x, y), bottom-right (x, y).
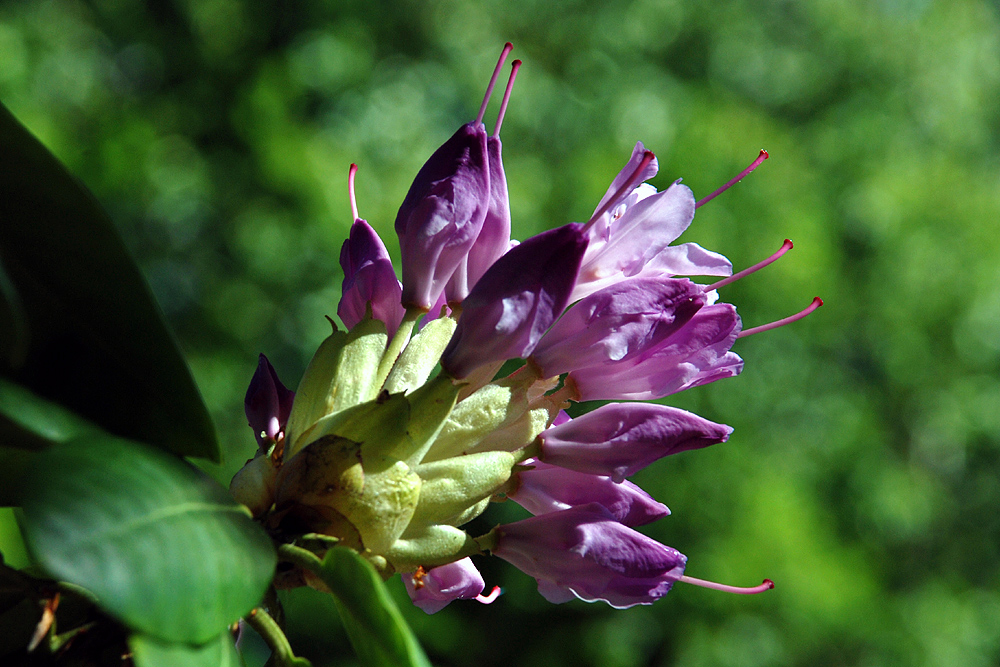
top-left (3, 0), bottom-right (1000, 665)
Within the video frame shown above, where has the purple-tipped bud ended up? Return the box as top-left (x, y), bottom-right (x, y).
top-left (509, 459), bottom-right (669, 526)
top-left (530, 278), bottom-right (706, 379)
top-left (395, 123), bottom-right (490, 310)
top-left (447, 135), bottom-right (512, 302)
top-left (569, 303), bottom-right (743, 401)
top-left (537, 403), bottom-right (733, 482)
top-left (338, 220), bottom-right (407, 337)
top-left (572, 142), bottom-right (731, 302)
top-left (492, 504), bottom-right (687, 608)
top-left (403, 558), bottom-right (486, 614)
top-left (440, 223), bottom-right (589, 379)
top-left (245, 354), bottom-right (295, 449)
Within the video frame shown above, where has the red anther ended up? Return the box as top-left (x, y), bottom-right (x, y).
top-left (695, 149), bottom-right (769, 209)
top-left (586, 151), bottom-right (656, 230)
top-left (707, 239), bottom-right (793, 292)
top-left (738, 296), bottom-right (823, 338)
top-left (476, 43), bottom-right (514, 126)
top-left (348, 163), bottom-right (359, 221)
top-left (678, 575), bottom-right (775, 595)
top-left (476, 586), bottom-right (502, 604)
top-left (493, 60), bottom-right (522, 138)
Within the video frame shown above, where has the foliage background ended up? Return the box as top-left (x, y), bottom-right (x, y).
top-left (2, 0), bottom-right (999, 665)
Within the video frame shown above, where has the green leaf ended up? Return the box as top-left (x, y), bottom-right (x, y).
top-left (18, 435), bottom-right (276, 644)
top-left (0, 102), bottom-right (219, 461)
top-left (130, 632), bottom-right (243, 667)
top-left (318, 547), bottom-right (431, 667)
top-left (0, 377), bottom-right (96, 451)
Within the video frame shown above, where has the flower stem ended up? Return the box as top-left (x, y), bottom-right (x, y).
top-left (375, 308), bottom-right (422, 391)
top-left (244, 607), bottom-right (312, 667)
top-left (277, 543), bottom-right (324, 574)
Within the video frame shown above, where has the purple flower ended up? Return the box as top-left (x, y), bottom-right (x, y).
top-left (572, 142), bottom-right (732, 302)
top-left (338, 219), bottom-right (406, 337)
top-left (244, 354), bottom-right (294, 449)
top-left (440, 223), bottom-right (589, 379)
top-left (568, 302), bottom-right (743, 401)
top-left (536, 403), bottom-right (733, 482)
top-left (447, 135), bottom-right (512, 303)
top-left (509, 459), bottom-right (669, 526)
top-left (394, 122), bottom-right (491, 311)
top-left (403, 558), bottom-right (486, 614)
top-left (492, 504), bottom-right (687, 608)
top-left (529, 277), bottom-right (706, 379)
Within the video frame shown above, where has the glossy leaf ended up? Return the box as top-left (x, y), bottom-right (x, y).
top-left (130, 632), bottom-right (243, 667)
top-left (0, 377), bottom-right (96, 451)
top-left (318, 547), bottom-right (431, 667)
top-left (0, 102), bottom-right (218, 461)
top-left (18, 436), bottom-right (275, 644)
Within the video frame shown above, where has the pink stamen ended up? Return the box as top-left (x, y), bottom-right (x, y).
top-left (475, 586), bottom-right (502, 604)
top-left (707, 239), bottom-right (793, 291)
top-left (586, 151), bottom-right (656, 230)
top-left (679, 575), bottom-right (775, 595)
top-left (695, 149), bottom-right (769, 209)
top-left (493, 60), bottom-right (522, 138)
top-left (348, 163), bottom-right (359, 221)
top-left (476, 43), bottom-right (513, 126)
top-left (739, 297), bottom-right (823, 338)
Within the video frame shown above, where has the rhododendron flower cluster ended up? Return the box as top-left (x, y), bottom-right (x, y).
top-left (230, 44), bottom-right (819, 613)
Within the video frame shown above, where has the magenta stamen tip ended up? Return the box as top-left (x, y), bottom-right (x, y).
top-left (348, 163), bottom-right (359, 221)
top-left (476, 586), bottom-right (503, 604)
top-left (738, 296), bottom-right (824, 338)
top-left (476, 43), bottom-right (514, 126)
top-left (695, 148), bottom-right (771, 209)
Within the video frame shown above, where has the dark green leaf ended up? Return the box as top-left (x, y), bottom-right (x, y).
top-left (0, 377), bottom-right (96, 451)
top-left (0, 378), bottom-right (100, 505)
top-left (19, 436), bottom-right (276, 644)
top-left (0, 255), bottom-right (28, 373)
top-left (130, 632), bottom-right (243, 667)
top-left (0, 102), bottom-right (218, 461)
top-left (318, 547), bottom-right (431, 667)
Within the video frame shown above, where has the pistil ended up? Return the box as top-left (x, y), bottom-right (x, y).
top-left (678, 575), bottom-right (774, 595)
top-left (695, 149), bottom-right (769, 208)
top-left (475, 586), bottom-right (502, 604)
top-left (586, 150), bottom-right (656, 229)
top-left (707, 239), bottom-right (793, 291)
top-left (493, 60), bottom-right (522, 138)
top-left (739, 297), bottom-right (823, 338)
top-left (348, 163), bottom-right (360, 221)
top-left (476, 43), bottom-right (513, 126)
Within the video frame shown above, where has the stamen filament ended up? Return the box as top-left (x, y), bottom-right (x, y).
top-left (707, 239), bottom-right (793, 291)
top-left (493, 60), bottom-right (522, 138)
top-left (476, 42), bottom-right (513, 126)
top-left (476, 586), bottom-right (502, 604)
top-left (679, 575), bottom-right (774, 595)
top-left (586, 151), bottom-right (656, 230)
top-left (738, 297), bottom-right (823, 338)
top-left (695, 149), bottom-right (769, 209)
top-left (348, 163), bottom-right (359, 221)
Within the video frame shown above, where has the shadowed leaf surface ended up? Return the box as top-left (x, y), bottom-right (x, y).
top-left (0, 103), bottom-right (218, 461)
top-left (19, 436), bottom-right (275, 643)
